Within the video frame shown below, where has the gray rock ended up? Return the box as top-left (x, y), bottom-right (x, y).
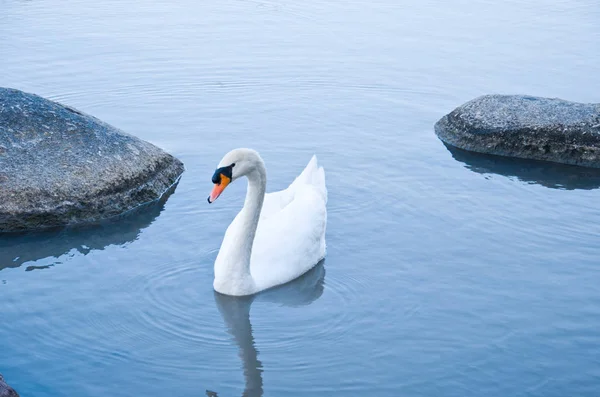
top-left (435, 94), bottom-right (600, 168)
top-left (0, 87), bottom-right (184, 232)
top-left (0, 374), bottom-right (19, 397)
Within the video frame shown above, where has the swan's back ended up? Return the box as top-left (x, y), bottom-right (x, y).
top-left (250, 155), bottom-right (327, 290)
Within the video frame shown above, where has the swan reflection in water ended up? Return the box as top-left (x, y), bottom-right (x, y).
top-left (208, 260), bottom-right (326, 397)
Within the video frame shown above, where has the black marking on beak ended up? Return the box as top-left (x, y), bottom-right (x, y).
top-left (211, 163), bottom-right (235, 184)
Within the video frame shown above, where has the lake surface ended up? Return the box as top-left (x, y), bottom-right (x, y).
top-left (1, 0), bottom-right (600, 395)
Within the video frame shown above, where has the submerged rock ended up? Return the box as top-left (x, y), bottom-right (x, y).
top-left (0, 87), bottom-right (184, 232)
top-left (435, 94), bottom-right (600, 168)
top-left (0, 374), bottom-right (19, 397)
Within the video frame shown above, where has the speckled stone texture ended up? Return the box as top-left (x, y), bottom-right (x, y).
top-left (435, 94), bottom-right (600, 168)
top-left (0, 374), bottom-right (19, 397)
top-left (0, 87), bottom-right (184, 232)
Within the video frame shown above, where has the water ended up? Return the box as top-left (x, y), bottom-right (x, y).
top-left (1, 0), bottom-right (600, 395)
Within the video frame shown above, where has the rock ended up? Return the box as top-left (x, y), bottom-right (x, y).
top-left (0, 87), bottom-right (184, 232)
top-left (434, 94), bottom-right (600, 168)
top-left (0, 374), bottom-right (19, 397)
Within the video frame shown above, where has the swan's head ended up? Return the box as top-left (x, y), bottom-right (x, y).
top-left (208, 148), bottom-right (263, 203)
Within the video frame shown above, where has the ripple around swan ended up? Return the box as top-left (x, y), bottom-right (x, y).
top-left (4, 256), bottom-right (239, 376)
top-left (129, 262), bottom-right (229, 347)
top-left (3, 253), bottom-right (368, 385)
top-left (244, 264), bottom-right (367, 372)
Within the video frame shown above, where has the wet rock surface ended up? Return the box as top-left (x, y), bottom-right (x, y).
top-left (0, 374), bottom-right (19, 397)
top-left (435, 94), bottom-right (600, 168)
top-left (0, 87), bottom-right (184, 232)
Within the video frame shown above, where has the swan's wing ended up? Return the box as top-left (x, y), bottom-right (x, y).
top-left (260, 155), bottom-right (327, 220)
top-left (250, 183), bottom-right (327, 290)
top-left (259, 191), bottom-right (290, 220)
top-left (286, 154), bottom-right (327, 202)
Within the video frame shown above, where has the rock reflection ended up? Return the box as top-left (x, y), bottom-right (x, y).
top-left (0, 182), bottom-right (179, 271)
top-left (445, 144), bottom-right (600, 190)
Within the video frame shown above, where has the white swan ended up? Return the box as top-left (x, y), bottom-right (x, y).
top-left (207, 148), bottom-right (327, 296)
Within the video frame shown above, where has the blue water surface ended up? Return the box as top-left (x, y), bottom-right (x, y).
top-left (1, 0), bottom-right (600, 396)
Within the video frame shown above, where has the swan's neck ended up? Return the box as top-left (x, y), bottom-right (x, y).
top-left (238, 168), bottom-right (266, 264)
top-left (214, 162), bottom-right (266, 295)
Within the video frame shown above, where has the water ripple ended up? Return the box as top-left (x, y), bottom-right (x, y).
top-left (129, 261), bottom-right (230, 352)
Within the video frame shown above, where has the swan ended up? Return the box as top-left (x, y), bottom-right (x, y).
top-left (207, 148), bottom-right (327, 296)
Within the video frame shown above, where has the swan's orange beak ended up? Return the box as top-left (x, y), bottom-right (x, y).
top-left (208, 175), bottom-right (230, 203)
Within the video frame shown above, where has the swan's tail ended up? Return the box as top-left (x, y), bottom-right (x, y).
top-left (289, 154), bottom-right (327, 203)
top-left (313, 160), bottom-right (327, 204)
